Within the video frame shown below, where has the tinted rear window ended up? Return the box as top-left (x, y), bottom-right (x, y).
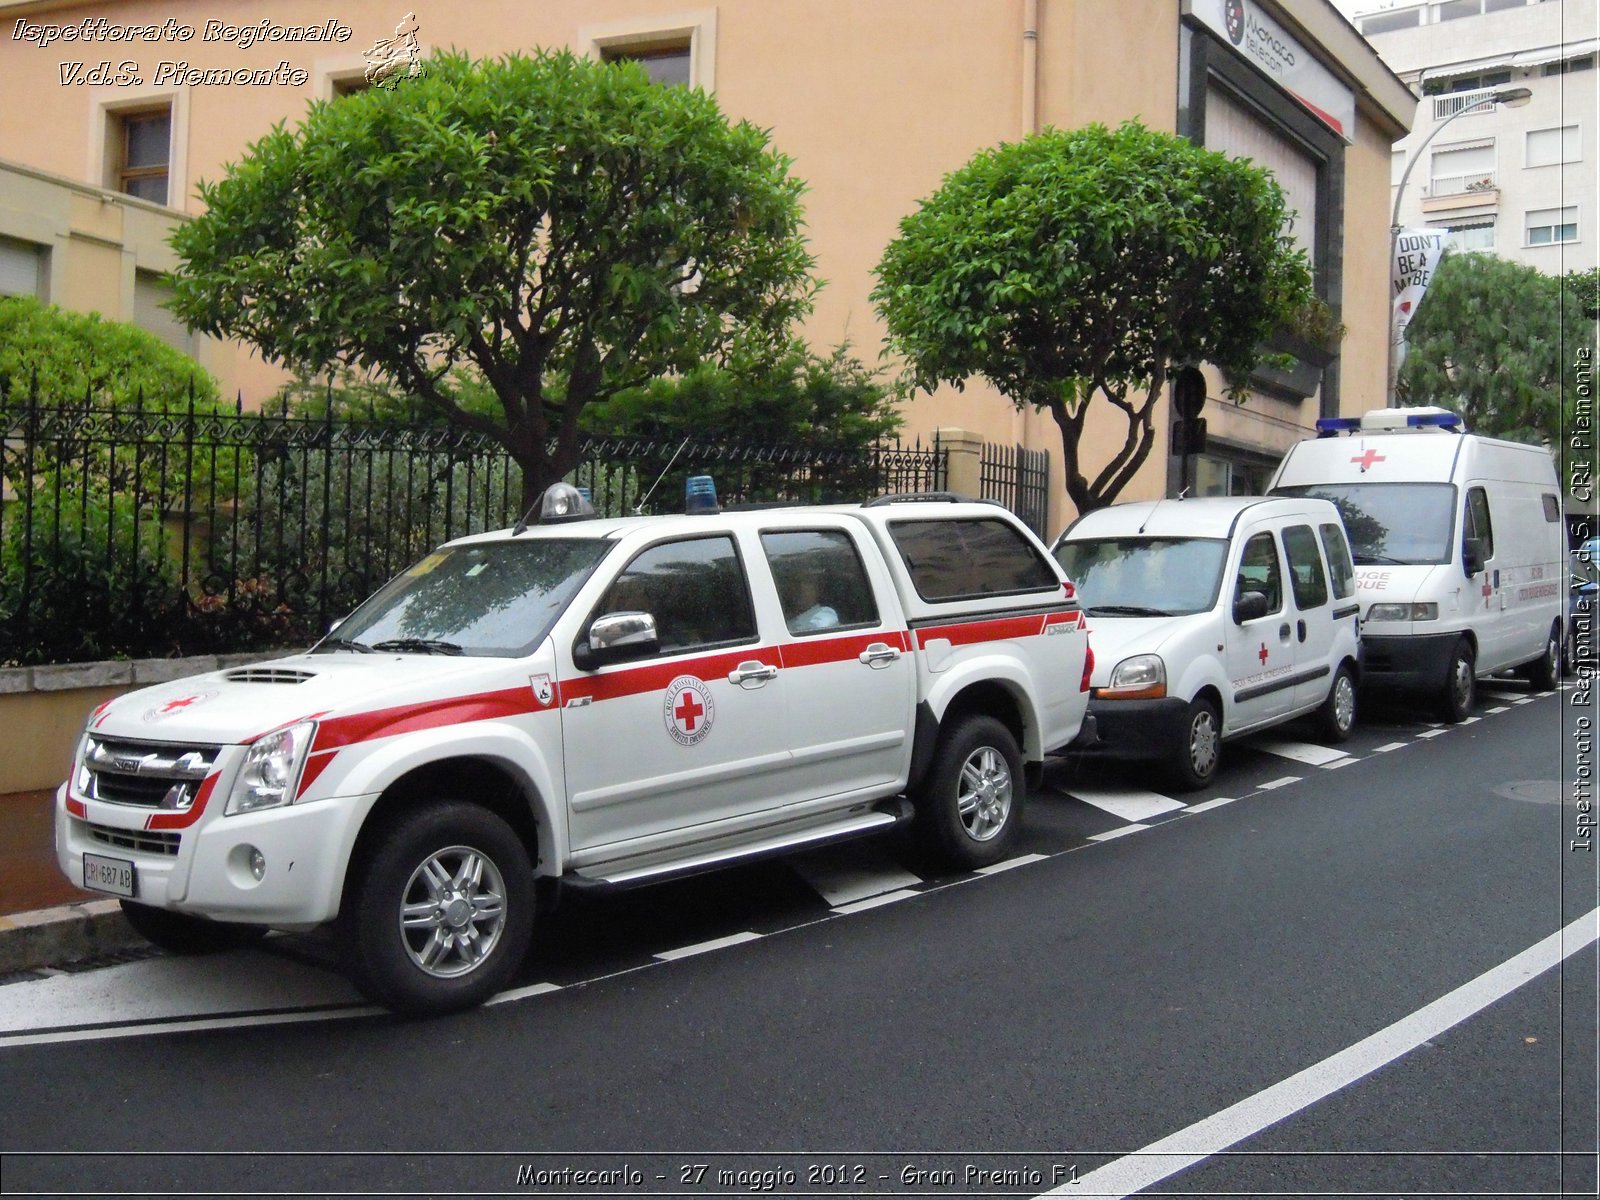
top-left (889, 517), bottom-right (1058, 601)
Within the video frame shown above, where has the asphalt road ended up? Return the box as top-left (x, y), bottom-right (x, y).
top-left (1, 677), bottom-right (1594, 1199)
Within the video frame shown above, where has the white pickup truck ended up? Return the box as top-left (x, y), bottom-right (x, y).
top-left (58, 486), bottom-right (1093, 1013)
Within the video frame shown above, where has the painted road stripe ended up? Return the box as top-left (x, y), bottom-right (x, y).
top-left (1067, 787), bottom-right (1187, 823)
top-left (1418, 728), bottom-right (1450, 738)
top-left (1373, 742), bottom-right (1408, 753)
top-left (485, 982), bottom-right (562, 1006)
top-left (1253, 740), bottom-right (1349, 767)
top-left (1257, 776), bottom-right (1301, 791)
top-left (1485, 706), bottom-right (1510, 714)
top-left (1183, 798), bottom-right (1237, 814)
top-left (1089, 824), bottom-right (1150, 842)
top-left (1039, 908), bottom-right (1600, 1200)
top-left (0, 1004), bottom-right (384, 1049)
top-left (1323, 756), bottom-right (1358, 769)
top-left (833, 888), bottom-right (920, 914)
top-left (978, 853), bottom-right (1049, 875)
top-left (789, 850), bottom-right (922, 908)
top-left (1515, 697), bottom-right (1537, 705)
top-left (653, 931), bottom-right (762, 961)
top-left (1461, 716), bottom-right (1481, 725)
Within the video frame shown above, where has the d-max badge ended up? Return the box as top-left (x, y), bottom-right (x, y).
top-left (663, 676), bottom-right (715, 747)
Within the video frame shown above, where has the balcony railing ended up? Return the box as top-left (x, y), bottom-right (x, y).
top-left (1432, 88), bottom-right (1501, 120)
top-left (1426, 170), bottom-right (1498, 197)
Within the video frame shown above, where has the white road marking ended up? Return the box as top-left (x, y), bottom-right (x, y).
top-left (1485, 706), bottom-right (1510, 714)
top-left (1418, 729), bottom-right (1450, 738)
top-left (1, 1004), bottom-right (384, 1049)
top-left (1257, 776), bottom-right (1301, 790)
top-left (978, 853), bottom-right (1049, 875)
top-left (1089, 824), bottom-right (1150, 842)
top-left (1252, 740), bottom-right (1349, 767)
top-left (1373, 742), bottom-right (1409, 753)
top-left (1461, 716), bottom-right (1481, 725)
top-left (1515, 697), bottom-right (1537, 705)
top-left (833, 888), bottom-right (920, 914)
top-left (788, 845), bottom-right (923, 907)
top-left (653, 931), bottom-right (762, 961)
top-left (1183, 798), bottom-right (1237, 814)
top-left (1066, 787), bottom-right (1187, 822)
top-left (1038, 908), bottom-right (1600, 1200)
top-left (1323, 756), bottom-right (1358, 769)
top-left (485, 982), bottom-right (562, 1006)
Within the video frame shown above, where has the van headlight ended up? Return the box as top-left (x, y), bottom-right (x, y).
top-left (1099, 654), bottom-right (1166, 699)
top-left (1367, 603), bottom-right (1439, 621)
top-left (227, 720), bottom-right (316, 815)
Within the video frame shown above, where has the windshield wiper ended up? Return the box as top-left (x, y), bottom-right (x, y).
top-left (1355, 554), bottom-right (1408, 565)
top-left (313, 637), bottom-right (374, 654)
top-left (371, 638), bottom-right (465, 656)
top-left (1087, 604), bottom-right (1175, 617)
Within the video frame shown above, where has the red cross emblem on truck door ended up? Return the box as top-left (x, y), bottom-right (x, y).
top-left (664, 676), bottom-right (715, 746)
top-left (1351, 449), bottom-right (1385, 471)
top-left (1258, 643), bottom-right (1270, 665)
top-left (1482, 578), bottom-right (1494, 607)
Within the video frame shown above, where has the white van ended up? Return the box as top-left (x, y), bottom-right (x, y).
top-left (1053, 496), bottom-right (1362, 790)
top-left (1269, 406), bottom-right (1565, 721)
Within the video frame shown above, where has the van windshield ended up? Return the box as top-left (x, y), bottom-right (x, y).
top-left (1053, 537), bottom-right (1227, 617)
top-left (1273, 483), bottom-right (1455, 565)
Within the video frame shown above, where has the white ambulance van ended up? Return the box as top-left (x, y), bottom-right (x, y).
top-left (1269, 407), bottom-right (1565, 721)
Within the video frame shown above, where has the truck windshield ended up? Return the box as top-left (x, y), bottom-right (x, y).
top-left (324, 539), bottom-right (611, 658)
top-left (1053, 537), bottom-right (1227, 617)
top-left (1274, 483), bottom-right (1455, 565)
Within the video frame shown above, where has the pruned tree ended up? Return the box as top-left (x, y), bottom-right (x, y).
top-left (872, 120), bottom-right (1315, 513)
top-left (169, 49), bottom-right (816, 509)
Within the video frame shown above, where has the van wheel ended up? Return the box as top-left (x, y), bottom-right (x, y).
top-left (1316, 665), bottom-right (1358, 743)
top-left (916, 714), bottom-right (1024, 869)
top-left (119, 901), bottom-right (267, 955)
top-left (1440, 640), bottom-right (1476, 724)
top-left (1166, 697), bottom-right (1221, 792)
top-left (339, 802), bottom-right (533, 1016)
top-left (1520, 623), bottom-right (1561, 691)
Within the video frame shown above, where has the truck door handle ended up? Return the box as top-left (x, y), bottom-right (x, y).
top-left (1279, 623), bottom-right (1292, 641)
top-left (859, 643), bottom-right (901, 668)
top-left (727, 661), bottom-right (778, 686)
top-left (1297, 620), bottom-right (1307, 642)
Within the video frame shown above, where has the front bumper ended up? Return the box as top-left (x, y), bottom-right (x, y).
top-left (1357, 631), bottom-right (1459, 693)
top-left (1071, 696), bottom-right (1191, 762)
top-left (55, 782), bottom-right (378, 929)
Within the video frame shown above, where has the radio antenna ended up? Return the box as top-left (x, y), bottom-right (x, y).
top-left (634, 437), bottom-right (692, 515)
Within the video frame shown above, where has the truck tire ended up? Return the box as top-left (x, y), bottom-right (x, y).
top-left (1440, 639), bottom-right (1476, 724)
top-left (1315, 665), bottom-right (1358, 743)
top-left (1165, 696), bottom-right (1221, 792)
top-left (1519, 623), bottom-right (1561, 692)
top-left (119, 900), bottom-right (267, 955)
top-left (339, 802), bottom-right (533, 1016)
top-left (916, 714), bottom-right (1024, 869)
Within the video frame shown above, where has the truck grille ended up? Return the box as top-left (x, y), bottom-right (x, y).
top-left (82, 736), bottom-right (222, 810)
top-left (84, 821), bottom-right (181, 857)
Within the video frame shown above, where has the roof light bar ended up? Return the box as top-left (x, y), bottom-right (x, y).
top-left (1405, 411), bottom-right (1462, 429)
top-left (1316, 417), bottom-right (1360, 437)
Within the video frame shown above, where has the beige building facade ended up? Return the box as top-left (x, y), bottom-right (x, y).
top-left (0, 0), bottom-right (1413, 531)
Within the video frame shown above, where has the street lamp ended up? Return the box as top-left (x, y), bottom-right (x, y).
top-left (1386, 86), bottom-right (1533, 402)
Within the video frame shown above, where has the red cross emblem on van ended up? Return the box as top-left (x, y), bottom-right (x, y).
top-left (664, 676), bottom-right (716, 747)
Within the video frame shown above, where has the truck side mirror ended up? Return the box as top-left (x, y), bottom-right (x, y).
top-left (574, 611), bottom-right (659, 670)
top-left (1233, 591), bottom-right (1270, 624)
top-left (1463, 537), bottom-right (1485, 577)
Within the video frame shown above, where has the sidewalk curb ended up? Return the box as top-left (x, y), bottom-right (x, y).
top-left (0, 901), bottom-right (143, 975)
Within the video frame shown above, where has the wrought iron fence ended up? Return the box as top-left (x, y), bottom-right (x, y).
top-left (979, 441), bottom-right (1051, 538)
top-left (0, 379), bottom-right (947, 666)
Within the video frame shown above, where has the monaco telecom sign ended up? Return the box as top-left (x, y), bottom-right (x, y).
top-left (1185, 0), bottom-right (1356, 144)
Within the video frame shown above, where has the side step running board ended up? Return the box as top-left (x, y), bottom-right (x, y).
top-left (563, 799), bottom-right (913, 893)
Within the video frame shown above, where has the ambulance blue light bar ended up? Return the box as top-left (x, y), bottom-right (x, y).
top-left (1402, 411), bottom-right (1462, 429)
top-left (1315, 417), bottom-right (1360, 437)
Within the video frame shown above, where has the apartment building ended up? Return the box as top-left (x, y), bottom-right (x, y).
top-left (0, 1), bottom-right (1412, 525)
top-left (1358, 0), bottom-right (1596, 269)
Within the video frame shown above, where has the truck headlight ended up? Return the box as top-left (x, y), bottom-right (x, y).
top-left (1099, 654), bottom-right (1166, 699)
top-left (227, 720), bottom-right (315, 815)
top-left (1367, 603), bottom-right (1439, 621)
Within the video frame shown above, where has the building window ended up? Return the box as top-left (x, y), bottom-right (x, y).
top-left (1437, 0), bottom-right (1484, 21)
top-left (114, 108), bottom-right (171, 204)
top-left (1429, 139), bottom-right (1496, 195)
top-left (1526, 125), bottom-right (1581, 167)
top-left (133, 270), bottom-right (190, 352)
top-left (1483, 0), bottom-right (1528, 12)
top-left (1424, 71), bottom-right (1513, 97)
top-left (1363, 9), bottom-right (1422, 34)
top-left (331, 73), bottom-right (372, 98)
top-left (1443, 220), bottom-right (1496, 252)
top-left (0, 236), bottom-right (49, 300)
top-left (1526, 206), bottom-right (1579, 245)
top-left (602, 40), bottom-right (692, 86)
top-left (1545, 55), bottom-right (1595, 76)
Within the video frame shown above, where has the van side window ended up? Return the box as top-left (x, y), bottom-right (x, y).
top-left (1282, 525), bottom-right (1330, 609)
top-left (889, 517), bottom-right (1058, 601)
top-left (761, 529), bottom-right (880, 635)
top-left (1542, 494), bottom-right (1561, 523)
top-left (597, 536), bottom-right (756, 655)
top-left (1234, 532), bottom-right (1283, 615)
top-left (1465, 488), bottom-right (1495, 559)
top-left (1317, 522), bottom-right (1355, 600)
